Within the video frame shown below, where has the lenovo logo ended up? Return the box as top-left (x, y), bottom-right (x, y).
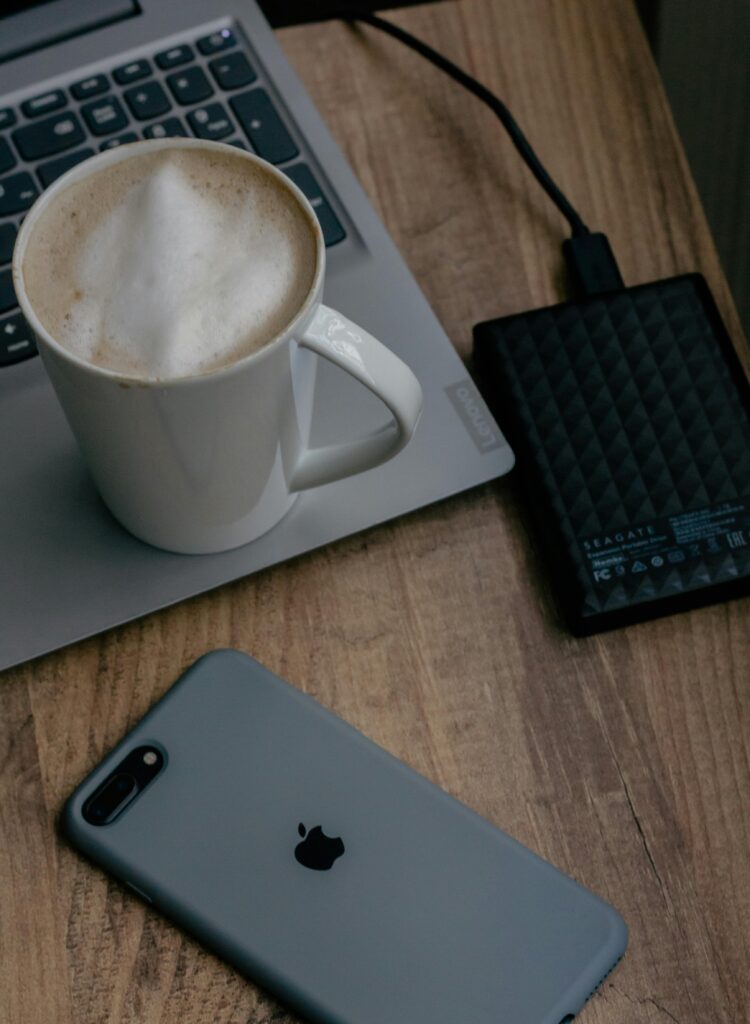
top-left (445, 380), bottom-right (503, 453)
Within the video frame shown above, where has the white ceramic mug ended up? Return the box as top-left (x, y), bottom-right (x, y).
top-left (13, 139), bottom-right (423, 554)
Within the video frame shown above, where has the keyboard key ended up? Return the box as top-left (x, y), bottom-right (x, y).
top-left (0, 223), bottom-right (16, 264)
top-left (0, 108), bottom-right (16, 130)
top-left (155, 44), bottom-right (194, 69)
top-left (225, 138), bottom-right (247, 150)
top-left (71, 74), bottom-right (109, 100)
top-left (113, 59), bottom-right (151, 84)
top-left (209, 52), bottom-right (256, 90)
top-left (81, 96), bottom-right (128, 136)
top-left (0, 313), bottom-right (37, 367)
top-left (124, 81), bottom-right (171, 120)
top-left (22, 90), bottom-right (67, 118)
top-left (0, 172), bottom-right (39, 215)
top-left (13, 112), bottom-right (84, 160)
top-left (143, 116), bottom-right (186, 139)
top-left (0, 268), bottom-right (17, 314)
top-left (196, 29), bottom-right (235, 55)
top-left (144, 116), bottom-right (187, 139)
top-left (0, 138), bottom-right (16, 175)
top-left (37, 147), bottom-right (95, 188)
top-left (167, 67), bottom-right (213, 105)
top-left (99, 132), bottom-right (138, 150)
top-left (230, 89), bottom-right (298, 164)
top-left (188, 103), bottom-right (233, 141)
top-left (284, 163), bottom-right (346, 247)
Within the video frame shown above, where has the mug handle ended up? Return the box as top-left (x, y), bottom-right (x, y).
top-left (288, 304), bottom-right (423, 491)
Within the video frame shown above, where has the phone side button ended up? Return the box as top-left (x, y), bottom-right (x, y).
top-left (125, 881), bottom-right (153, 904)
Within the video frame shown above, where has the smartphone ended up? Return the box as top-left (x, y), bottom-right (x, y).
top-left (63, 650), bottom-right (626, 1024)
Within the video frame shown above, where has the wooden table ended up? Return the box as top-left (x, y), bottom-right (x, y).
top-left (2, 2), bottom-right (748, 1021)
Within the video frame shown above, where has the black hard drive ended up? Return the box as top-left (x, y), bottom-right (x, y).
top-left (474, 274), bottom-right (750, 634)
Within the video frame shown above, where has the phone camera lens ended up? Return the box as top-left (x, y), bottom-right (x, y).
top-left (83, 772), bottom-right (137, 825)
top-left (81, 746), bottom-right (164, 827)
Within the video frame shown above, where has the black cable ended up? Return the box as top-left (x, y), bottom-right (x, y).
top-left (338, 10), bottom-right (591, 238)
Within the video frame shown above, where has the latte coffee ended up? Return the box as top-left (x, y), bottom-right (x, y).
top-left (22, 146), bottom-right (319, 379)
top-left (14, 138), bottom-right (422, 553)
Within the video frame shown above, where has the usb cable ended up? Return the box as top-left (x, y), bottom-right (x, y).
top-left (338, 11), bottom-right (624, 297)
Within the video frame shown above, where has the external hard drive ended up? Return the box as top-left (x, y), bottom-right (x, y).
top-left (474, 273), bottom-right (750, 634)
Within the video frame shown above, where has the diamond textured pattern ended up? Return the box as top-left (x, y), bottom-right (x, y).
top-left (474, 274), bottom-right (750, 631)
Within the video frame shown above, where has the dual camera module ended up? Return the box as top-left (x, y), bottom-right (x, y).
top-left (82, 745), bottom-right (165, 825)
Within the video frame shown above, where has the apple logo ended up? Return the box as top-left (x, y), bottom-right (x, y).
top-left (295, 822), bottom-right (345, 871)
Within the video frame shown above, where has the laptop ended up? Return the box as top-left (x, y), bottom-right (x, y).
top-left (0, 0), bottom-right (514, 672)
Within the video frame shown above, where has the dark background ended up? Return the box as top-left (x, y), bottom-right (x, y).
top-left (258, 0), bottom-right (424, 26)
top-left (638, 0), bottom-right (749, 337)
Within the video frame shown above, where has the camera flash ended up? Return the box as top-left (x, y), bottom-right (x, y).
top-left (143, 750), bottom-right (158, 766)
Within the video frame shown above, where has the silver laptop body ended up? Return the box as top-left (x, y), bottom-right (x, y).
top-left (0, 0), bottom-right (513, 672)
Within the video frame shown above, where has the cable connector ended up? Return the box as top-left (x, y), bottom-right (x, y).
top-left (562, 232), bottom-right (624, 297)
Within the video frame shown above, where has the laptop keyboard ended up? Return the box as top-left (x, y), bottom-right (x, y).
top-left (0, 26), bottom-right (346, 369)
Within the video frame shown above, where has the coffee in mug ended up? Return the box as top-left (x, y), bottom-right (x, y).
top-left (14, 139), bottom-right (423, 554)
top-left (22, 147), bottom-right (319, 379)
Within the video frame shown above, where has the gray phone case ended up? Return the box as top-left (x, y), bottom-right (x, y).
top-left (63, 650), bottom-right (627, 1024)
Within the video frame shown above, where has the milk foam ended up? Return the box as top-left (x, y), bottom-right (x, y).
top-left (23, 148), bottom-right (318, 379)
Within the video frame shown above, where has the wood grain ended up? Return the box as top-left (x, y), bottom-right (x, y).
top-left (2, 2), bottom-right (749, 1022)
